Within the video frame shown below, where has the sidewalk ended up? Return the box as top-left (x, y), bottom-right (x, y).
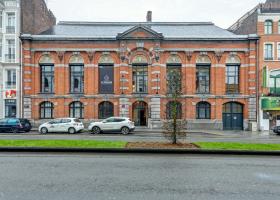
top-left (134, 127), bottom-right (272, 137)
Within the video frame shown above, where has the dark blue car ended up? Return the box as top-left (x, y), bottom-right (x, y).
top-left (0, 118), bottom-right (32, 133)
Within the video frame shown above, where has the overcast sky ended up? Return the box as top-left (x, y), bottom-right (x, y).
top-left (47, 0), bottom-right (266, 28)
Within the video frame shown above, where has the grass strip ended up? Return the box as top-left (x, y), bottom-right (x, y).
top-left (196, 142), bottom-right (280, 151)
top-left (0, 140), bottom-right (127, 149)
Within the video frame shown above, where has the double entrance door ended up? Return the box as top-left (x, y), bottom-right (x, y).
top-left (132, 101), bottom-right (148, 126)
top-left (223, 102), bottom-right (243, 130)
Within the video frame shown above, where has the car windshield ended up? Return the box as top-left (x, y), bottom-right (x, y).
top-left (74, 119), bottom-right (81, 123)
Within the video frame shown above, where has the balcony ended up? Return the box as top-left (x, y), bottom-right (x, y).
top-left (5, 81), bottom-right (16, 89)
top-left (4, 1), bottom-right (17, 8)
top-left (5, 54), bottom-right (15, 63)
top-left (6, 26), bottom-right (15, 34)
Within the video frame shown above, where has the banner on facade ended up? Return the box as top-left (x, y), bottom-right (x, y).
top-left (99, 65), bottom-right (114, 94)
top-left (262, 97), bottom-right (280, 111)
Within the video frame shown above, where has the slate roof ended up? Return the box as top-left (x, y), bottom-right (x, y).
top-left (24, 21), bottom-right (257, 40)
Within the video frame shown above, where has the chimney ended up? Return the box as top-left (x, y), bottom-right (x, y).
top-left (146, 11), bottom-right (152, 22)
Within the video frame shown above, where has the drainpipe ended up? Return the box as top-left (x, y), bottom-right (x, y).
top-left (256, 39), bottom-right (260, 131)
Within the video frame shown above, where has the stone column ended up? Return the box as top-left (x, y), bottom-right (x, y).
top-left (149, 97), bottom-right (162, 129)
top-left (119, 97), bottom-right (130, 118)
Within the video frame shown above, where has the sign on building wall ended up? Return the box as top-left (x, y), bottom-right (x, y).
top-left (99, 65), bottom-right (114, 94)
top-left (262, 97), bottom-right (280, 111)
top-left (5, 90), bottom-right (17, 99)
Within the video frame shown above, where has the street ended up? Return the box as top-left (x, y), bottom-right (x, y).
top-left (1, 130), bottom-right (280, 143)
top-left (0, 153), bottom-right (279, 200)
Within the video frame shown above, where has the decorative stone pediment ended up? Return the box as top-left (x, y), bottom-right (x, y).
top-left (226, 55), bottom-right (241, 64)
top-left (132, 55), bottom-right (148, 64)
top-left (117, 25), bottom-right (163, 40)
top-left (166, 55), bottom-right (182, 64)
top-left (39, 54), bottom-right (53, 64)
top-left (98, 54), bottom-right (114, 64)
top-left (196, 55), bottom-right (211, 64)
top-left (69, 55), bottom-right (84, 64)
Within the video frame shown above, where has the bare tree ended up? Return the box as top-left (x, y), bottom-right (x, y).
top-left (162, 68), bottom-right (187, 144)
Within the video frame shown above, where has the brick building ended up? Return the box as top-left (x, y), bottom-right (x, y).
top-left (21, 13), bottom-right (259, 130)
top-left (20, 0), bottom-right (56, 34)
top-left (229, 0), bottom-right (280, 131)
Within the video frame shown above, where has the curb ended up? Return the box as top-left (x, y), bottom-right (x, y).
top-left (1, 147), bottom-right (280, 156)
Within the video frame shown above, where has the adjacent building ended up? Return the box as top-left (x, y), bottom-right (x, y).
top-left (229, 0), bottom-right (280, 131)
top-left (21, 13), bottom-right (259, 130)
top-left (0, 0), bottom-right (20, 119)
top-left (0, 0), bottom-right (55, 119)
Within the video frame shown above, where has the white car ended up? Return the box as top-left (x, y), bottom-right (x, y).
top-left (39, 118), bottom-right (84, 134)
top-left (88, 117), bottom-right (135, 135)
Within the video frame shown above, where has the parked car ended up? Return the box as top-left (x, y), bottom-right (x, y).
top-left (88, 117), bottom-right (135, 135)
top-left (39, 118), bottom-right (84, 134)
top-left (0, 118), bottom-right (32, 133)
top-left (273, 126), bottom-right (280, 134)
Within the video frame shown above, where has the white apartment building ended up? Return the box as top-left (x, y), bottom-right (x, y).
top-left (0, 0), bottom-right (20, 119)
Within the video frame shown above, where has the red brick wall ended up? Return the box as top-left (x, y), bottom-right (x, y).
top-left (22, 38), bottom-right (257, 122)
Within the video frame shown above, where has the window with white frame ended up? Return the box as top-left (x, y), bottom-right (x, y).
top-left (278, 43), bottom-right (280, 60)
top-left (264, 43), bottom-right (273, 60)
top-left (6, 39), bottom-right (15, 62)
top-left (264, 20), bottom-right (273, 34)
top-left (6, 13), bottom-right (15, 34)
top-left (5, 69), bottom-right (16, 89)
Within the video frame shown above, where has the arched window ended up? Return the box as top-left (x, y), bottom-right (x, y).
top-left (98, 101), bottom-right (114, 119)
top-left (166, 101), bottom-right (182, 119)
top-left (69, 101), bottom-right (84, 119)
top-left (69, 55), bottom-right (84, 93)
top-left (98, 55), bottom-right (114, 94)
top-left (265, 20), bottom-right (273, 34)
top-left (196, 102), bottom-right (211, 119)
top-left (226, 55), bottom-right (241, 94)
top-left (40, 101), bottom-right (54, 119)
top-left (196, 55), bottom-right (211, 94)
top-left (132, 55), bottom-right (148, 93)
top-left (166, 55), bottom-right (182, 94)
top-left (39, 55), bottom-right (54, 93)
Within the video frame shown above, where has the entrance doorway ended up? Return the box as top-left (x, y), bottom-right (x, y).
top-left (132, 101), bottom-right (148, 126)
top-left (223, 102), bottom-right (243, 130)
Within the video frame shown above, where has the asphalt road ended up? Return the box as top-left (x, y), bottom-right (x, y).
top-left (0, 153), bottom-right (279, 200)
top-left (1, 131), bottom-right (280, 143)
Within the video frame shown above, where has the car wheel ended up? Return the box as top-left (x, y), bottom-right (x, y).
top-left (92, 126), bottom-right (101, 134)
top-left (40, 127), bottom-right (48, 134)
top-left (121, 127), bottom-right (130, 135)
top-left (68, 127), bottom-right (76, 134)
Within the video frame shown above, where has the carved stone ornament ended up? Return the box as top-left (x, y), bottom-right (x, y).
top-left (69, 54), bottom-right (84, 64)
top-left (87, 51), bottom-right (95, 63)
top-left (166, 54), bottom-right (182, 64)
top-left (99, 54), bottom-right (114, 64)
top-left (57, 51), bottom-right (65, 62)
top-left (185, 51), bottom-right (193, 62)
top-left (196, 55), bottom-right (211, 64)
top-left (215, 51), bottom-right (224, 63)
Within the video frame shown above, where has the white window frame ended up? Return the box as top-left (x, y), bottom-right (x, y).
top-left (264, 20), bottom-right (273, 35)
top-left (4, 68), bottom-right (17, 90)
top-left (277, 42), bottom-right (280, 60)
top-left (264, 42), bottom-right (274, 61)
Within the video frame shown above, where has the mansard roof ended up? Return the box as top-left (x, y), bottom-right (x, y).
top-left (22, 21), bottom-right (256, 41)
